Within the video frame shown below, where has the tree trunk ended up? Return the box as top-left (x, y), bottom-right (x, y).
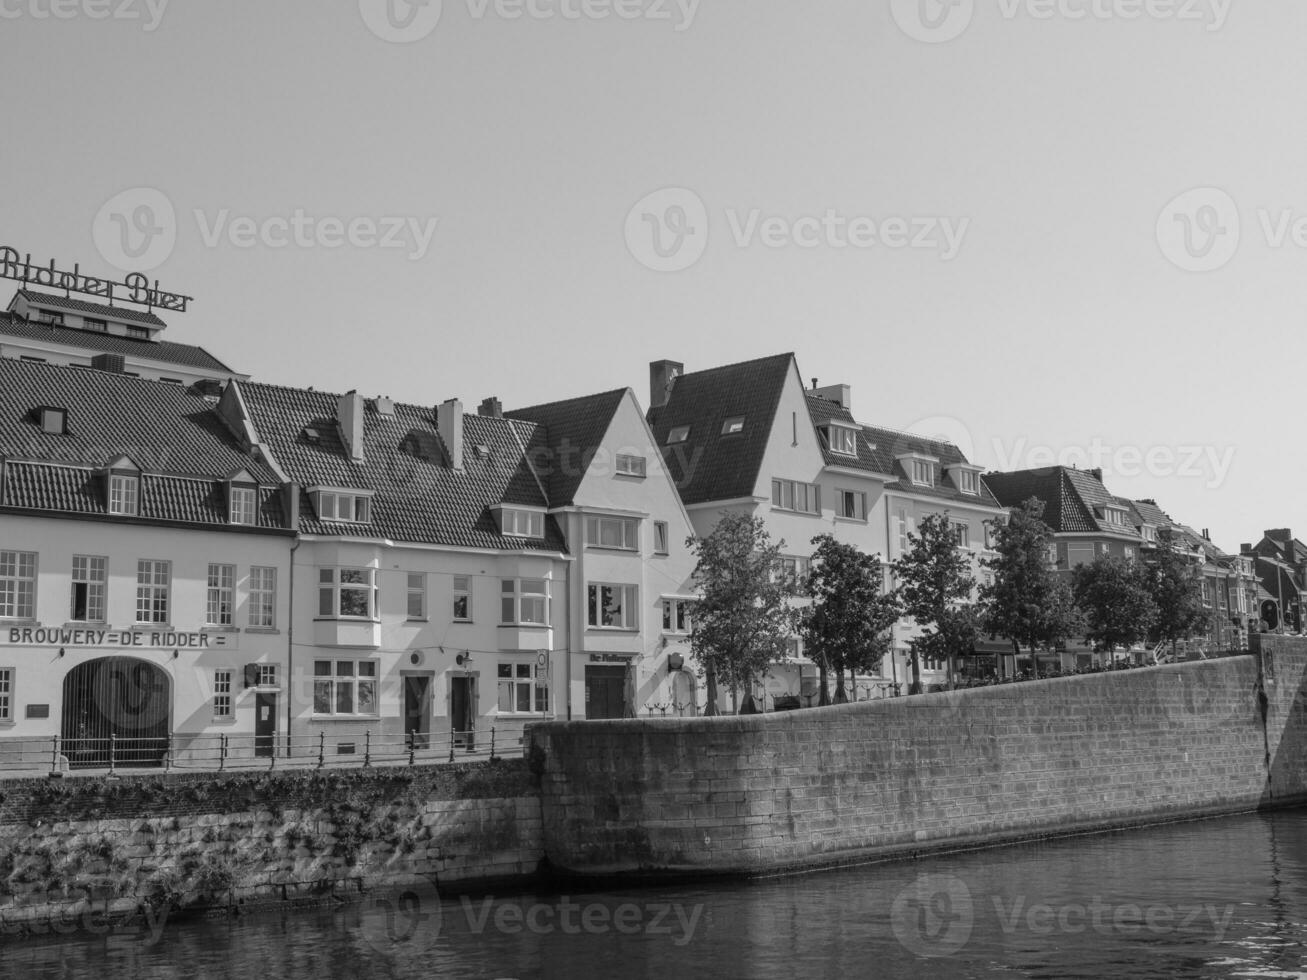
top-left (1010, 637), bottom-right (1021, 680)
top-left (909, 648), bottom-right (922, 695)
top-left (834, 671), bottom-right (848, 704)
top-left (818, 658), bottom-right (831, 707)
top-left (704, 667), bottom-right (719, 717)
top-left (946, 649), bottom-right (956, 692)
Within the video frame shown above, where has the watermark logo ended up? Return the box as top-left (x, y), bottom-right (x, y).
top-left (88, 657), bottom-right (172, 731)
top-left (891, 0), bottom-right (975, 43)
top-left (92, 187), bottom-right (177, 273)
top-left (891, 873), bottom-right (975, 957)
top-left (359, 0), bottom-right (444, 42)
top-left (0, 0), bottom-right (171, 31)
top-left (357, 871), bottom-right (444, 956)
top-left (1156, 187), bottom-right (1240, 273)
top-left (193, 209), bottom-right (439, 260)
top-left (624, 187), bottom-right (710, 273)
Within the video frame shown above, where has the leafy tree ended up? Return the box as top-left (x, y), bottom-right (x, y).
top-left (893, 511), bottom-right (976, 693)
top-left (980, 498), bottom-right (1082, 678)
top-left (1146, 528), bottom-right (1212, 654)
top-left (801, 534), bottom-right (900, 705)
top-left (1071, 554), bottom-right (1158, 653)
top-left (687, 512), bottom-right (801, 715)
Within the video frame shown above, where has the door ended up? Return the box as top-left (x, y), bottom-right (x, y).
top-left (450, 676), bottom-right (475, 749)
top-left (403, 674), bottom-right (432, 749)
top-left (585, 665), bottom-right (627, 720)
top-left (255, 692), bottom-right (277, 758)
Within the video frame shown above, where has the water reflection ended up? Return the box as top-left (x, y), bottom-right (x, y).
top-left (8, 810), bottom-right (1307, 979)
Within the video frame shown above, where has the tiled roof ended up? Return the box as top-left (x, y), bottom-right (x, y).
top-left (0, 358), bottom-right (285, 529)
top-left (506, 389), bottom-right (628, 506)
top-left (805, 395), bottom-right (894, 476)
top-left (647, 353), bottom-right (795, 505)
top-left (239, 383), bottom-right (566, 551)
top-left (16, 289), bottom-right (167, 327)
top-left (0, 309), bottom-right (234, 374)
top-left (860, 420), bottom-right (1001, 506)
top-left (985, 467), bottom-right (1139, 538)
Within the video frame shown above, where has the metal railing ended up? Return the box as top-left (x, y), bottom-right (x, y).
top-left (0, 721), bottom-right (532, 775)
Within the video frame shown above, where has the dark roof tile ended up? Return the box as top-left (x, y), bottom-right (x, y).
top-left (0, 308), bottom-right (234, 374)
top-left (506, 389), bottom-right (627, 506)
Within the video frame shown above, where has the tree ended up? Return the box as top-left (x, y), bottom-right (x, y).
top-left (687, 512), bottom-right (801, 715)
top-left (980, 498), bottom-right (1082, 678)
top-left (1071, 554), bottom-right (1158, 654)
top-left (801, 534), bottom-right (899, 705)
top-left (893, 511), bottom-right (976, 693)
top-left (1146, 528), bottom-right (1212, 655)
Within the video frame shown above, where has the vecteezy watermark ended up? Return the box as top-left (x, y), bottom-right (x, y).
top-left (990, 436), bottom-right (1237, 490)
top-left (891, 874), bottom-right (1237, 958)
top-left (359, 0), bottom-right (698, 42)
top-left (91, 187), bottom-right (440, 271)
top-left (0, 0), bottom-right (170, 31)
top-left (891, 0), bottom-right (1230, 43)
top-left (0, 887), bottom-right (170, 946)
top-left (1157, 186), bottom-right (1307, 273)
top-left (624, 187), bottom-right (969, 272)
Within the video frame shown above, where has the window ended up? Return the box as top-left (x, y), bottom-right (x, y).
top-left (777, 556), bottom-right (810, 584)
top-left (835, 490), bottom-right (867, 521)
top-left (1125, 546), bottom-right (1136, 561)
top-left (898, 510), bottom-right (910, 555)
top-left (249, 566), bottom-right (276, 628)
top-left (500, 508), bottom-right (545, 539)
top-left (1067, 545), bottom-right (1094, 569)
top-left (125, 325), bottom-right (149, 340)
top-left (662, 599), bottom-right (692, 634)
top-left (20, 356), bottom-right (46, 363)
top-left (313, 660), bottom-right (378, 716)
top-left (135, 559), bottom-right (170, 624)
top-left (160, 378), bottom-right (183, 386)
top-left (616, 454), bottom-right (647, 478)
top-left (1047, 543), bottom-right (1060, 566)
top-left (952, 522), bottom-right (970, 549)
top-left (501, 578), bottom-right (549, 625)
top-left (39, 407), bottom-right (67, 434)
top-left (911, 460), bottom-right (934, 487)
top-left (258, 664), bottom-right (277, 686)
top-left (983, 524), bottom-right (996, 551)
top-left (406, 572), bottom-right (427, 620)
top-left (71, 555), bottom-right (107, 622)
top-left (772, 479), bottom-right (820, 515)
top-left (0, 552), bottom-right (36, 620)
top-left (1142, 526), bottom-right (1157, 544)
top-left (318, 567), bottom-right (377, 620)
top-left (109, 474), bottom-right (139, 516)
top-left (204, 564), bottom-right (235, 626)
top-left (585, 516), bottom-right (639, 550)
top-left (38, 310), bottom-right (64, 325)
top-left (721, 416), bottom-right (745, 435)
top-left (229, 487), bottom-right (257, 525)
top-left (654, 521), bottom-right (670, 555)
top-left (214, 670), bottom-right (233, 719)
top-left (498, 662), bottom-right (548, 714)
top-left (83, 318), bottom-right (107, 333)
top-left (453, 575), bottom-right (472, 621)
top-left (666, 425), bottom-right (690, 444)
top-left (959, 470), bottom-right (979, 495)
top-left (588, 584), bottom-right (639, 630)
top-left (1106, 508), bottom-right (1128, 527)
top-left (827, 425), bottom-right (857, 456)
top-left (0, 667), bottom-right (10, 721)
top-left (316, 490), bottom-right (372, 524)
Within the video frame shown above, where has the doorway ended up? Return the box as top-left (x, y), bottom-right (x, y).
top-left (403, 673), bottom-right (433, 749)
top-left (584, 665), bottom-right (627, 720)
top-left (255, 692), bottom-right (277, 758)
top-left (449, 675), bottom-right (476, 749)
top-left (61, 657), bottom-right (171, 768)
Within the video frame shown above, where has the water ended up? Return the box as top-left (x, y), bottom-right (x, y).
top-left (9, 809), bottom-right (1307, 979)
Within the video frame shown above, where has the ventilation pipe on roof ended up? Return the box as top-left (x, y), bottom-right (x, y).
top-left (648, 360), bottom-right (683, 410)
top-left (338, 390), bottom-right (366, 463)
top-left (438, 398), bottom-right (465, 472)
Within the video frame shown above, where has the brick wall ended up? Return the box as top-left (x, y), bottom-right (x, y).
top-left (529, 648), bottom-right (1307, 877)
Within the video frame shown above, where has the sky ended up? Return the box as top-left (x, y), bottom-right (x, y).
top-left (1, 0), bottom-right (1303, 551)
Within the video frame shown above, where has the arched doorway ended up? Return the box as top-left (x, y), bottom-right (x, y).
top-left (62, 658), bottom-right (171, 769)
top-left (1263, 599), bottom-right (1280, 631)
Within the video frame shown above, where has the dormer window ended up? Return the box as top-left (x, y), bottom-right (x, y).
top-left (83, 318), bottom-right (107, 333)
top-left (38, 407), bottom-right (67, 435)
top-left (498, 506), bottom-right (545, 539)
top-left (906, 459), bottom-right (935, 487)
top-left (230, 486), bottom-right (257, 525)
top-left (125, 325), bottom-right (149, 340)
top-left (109, 473), bottom-right (139, 516)
top-left (666, 425), bottom-right (690, 445)
top-left (721, 416), bottom-right (745, 435)
top-left (1105, 507), bottom-right (1128, 528)
top-left (826, 424), bottom-right (858, 456)
top-left (38, 310), bottom-right (64, 325)
top-left (959, 470), bottom-right (979, 495)
top-left (314, 489), bottom-right (374, 524)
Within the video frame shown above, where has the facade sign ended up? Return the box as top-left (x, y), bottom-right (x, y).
top-left (5, 627), bottom-right (228, 650)
top-left (0, 247), bottom-right (192, 313)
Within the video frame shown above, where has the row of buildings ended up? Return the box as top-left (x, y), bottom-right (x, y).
top-left (0, 275), bottom-right (1293, 764)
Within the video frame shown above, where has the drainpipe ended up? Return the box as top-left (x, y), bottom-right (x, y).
top-left (285, 482), bottom-right (300, 756)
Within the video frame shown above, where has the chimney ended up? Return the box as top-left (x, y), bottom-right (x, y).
top-left (1087, 468), bottom-right (1104, 483)
top-left (1241, 543), bottom-right (1253, 554)
top-left (811, 383), bottom-right (851, 410)
top-left (649, 360), bottom-right (684, 410)
top-left (91, 353), bottom-right (125, 374)
top-left (478, 396), bottom-right (502, 419)
top-left (337, 390), bottom-right (366, 463)
top-left (284, 481), bottom-right (300, 529)
top-left (438, 398), bottom-right (464, 472)
top-left (375, 396), bottom-right (395, 417)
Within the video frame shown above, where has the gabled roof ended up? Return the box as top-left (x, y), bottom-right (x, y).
top-left (860, 420), bottom-right (1001, 506)
top-left (984, 466), bottom-right (1140, 538)
top-left (506, 389), bottom-right (628, 507)
top-left (805, 394), bottom-right (894, 477)
top-left (0, 307), bottom-right (234, 374)
top-left (647, 353), bottom-right (795, 506)
top-left (15, 289), bottom-right (167, 327)
top-left (0, 359), bottom-right (285, 529)
top-left (239, 383), bottom-right (565, 552)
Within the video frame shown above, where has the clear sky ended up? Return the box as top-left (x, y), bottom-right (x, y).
top-left (2, 0), bottom-right (1302, 551)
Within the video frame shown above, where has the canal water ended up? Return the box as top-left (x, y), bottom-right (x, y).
top-left (8, 808), bottom-right (1307, 979)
